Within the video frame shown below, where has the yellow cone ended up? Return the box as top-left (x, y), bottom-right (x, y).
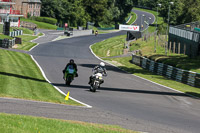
top-left (65, 91), bottom-right (70, 100)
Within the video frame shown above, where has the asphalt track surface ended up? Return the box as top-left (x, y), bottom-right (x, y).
top-left (1, 10), bottom-right (200, 133)
top-left (131, 9), bottom-right (155, 31)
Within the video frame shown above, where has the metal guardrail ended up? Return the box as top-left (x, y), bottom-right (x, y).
top-left (132, 54), bottom-right (200, 88)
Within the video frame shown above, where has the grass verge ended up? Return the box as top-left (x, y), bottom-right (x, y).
top-left (0, 113), bottom-right (138, 133)
top-left (104, 57), bottom-right (200, 98)
top-left (21, 18), bottom-right (57, 30)
top-left (91, 35), bottom-right (200, 98)
top-left (0, 34), bottom-right (13, 40)
top-left (10, 27), bottom-right (34, 35)
top-left (126, 12), bottom-right (137, 25)
top-left (15, 35), bottom-right (39, 51)
top-left (91, 35), bottom-right (126, 57)
top-left (133, 7), bottom-right (163, 25)
top-left (0, 49), bottom-right (81, 105)
top-left (133, 7), bottom-right (165, 33)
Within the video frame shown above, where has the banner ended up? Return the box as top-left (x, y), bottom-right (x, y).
top-left (119, 24), bottom-right (139, 31)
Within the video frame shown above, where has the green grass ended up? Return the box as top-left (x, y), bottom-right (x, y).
top-left (0, 113), bottom-right (138, 133)
top-left (133, 7), bottom-right (163, 25)
top-left (15, 35), bottom-right (38, 51)
top-left (91, 34), bottom-right (200, 97)
top-left (0, 49), bottom-right (81, 105)
top-left (0, 24), bottom-right (3, 33)
top-left (133, 7), bottom-right (165, 33)
top-left (104, 56), bottom-right (200, 98)
top-left (21, 18), bottom-right (57, 30)
top-left (126, 12), bottom-right (137, 25)
top-left (91, 35), bottom-right (126, 57)
top-left (0, 34), bottom-right (13, 40)
top-left (10, 27), bottom-right (34, 35)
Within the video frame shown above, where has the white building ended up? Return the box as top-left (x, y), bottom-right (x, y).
top-left (0, 0), bottom-right (23, 27)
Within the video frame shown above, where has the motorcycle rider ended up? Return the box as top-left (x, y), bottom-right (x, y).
top-left (63, 59), bottom-right (78, 77)
top-left (88, 62), bottom-right (107, 85)
top-left (95, 30), bottom-right (98, 36)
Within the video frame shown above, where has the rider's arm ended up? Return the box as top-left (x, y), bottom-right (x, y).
top-left (74, 64), bottom-right (78, 71)
top-left (92, 66), bottom-right (98, 74)
top-left (63, 64), bottom-right (69, 73)
top-left (103, 68), bottom-right (107, 76)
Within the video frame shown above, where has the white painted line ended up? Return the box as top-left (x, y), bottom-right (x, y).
top-left (130, 10), bottom-right (137, 25)
top-left (30, 55), bottom-right (92, 108)
top-left (29, 33), bottom-right (45, 51)
top-left (29, 33), bottom-right (92, 108)
top-left (89, 44), bottom-right (199, 99)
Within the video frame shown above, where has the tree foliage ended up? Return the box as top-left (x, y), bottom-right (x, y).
top-left (41, 0), bottom-right (133, 27)
top-left (40, 0), bottom-right (200, 27)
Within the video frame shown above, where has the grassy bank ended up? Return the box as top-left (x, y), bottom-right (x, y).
top-left (126, 12), bottom-right (137, 25)
top-left (91, 35), bottom-right (200, 98)
top-left (21, 18), bottom-right (57, 30)
top-left (0, 49), bottom-right (80, 105)
top-left (105, 56), bottom-right (200, 98)
top-left (133, 7), bottom-right (163, 25)
top-left (15, 34), bottom-right (41, 51)
top-left (0, 113), bottom-right (138, 133)
top-left (91, 35), bottom-right (126, 57)
top-left (133, 7), bottom-right (165, 33)
top-left (10, 27), bottom-right (34, 35)
top-left (0, 34), bottom-right (13, 40)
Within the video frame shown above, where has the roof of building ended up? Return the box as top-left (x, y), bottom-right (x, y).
top-left (172, 21), bottom-right (200, 32)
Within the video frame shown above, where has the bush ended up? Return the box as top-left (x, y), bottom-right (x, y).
top-left (35, 17), bottom-right (57, 25)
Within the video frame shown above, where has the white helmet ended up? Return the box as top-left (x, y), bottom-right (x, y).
top-left (100, 62), bottom-right (105, 67)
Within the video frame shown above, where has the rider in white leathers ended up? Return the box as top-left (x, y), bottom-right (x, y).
top-left (88, 62), bottom-right (107, 85)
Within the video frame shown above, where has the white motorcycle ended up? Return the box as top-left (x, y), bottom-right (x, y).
top-left (90, 73), bottom-right (103, 92)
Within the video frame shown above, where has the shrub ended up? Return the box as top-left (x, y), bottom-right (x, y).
top-left (35, 17), bottom-right (57, 25)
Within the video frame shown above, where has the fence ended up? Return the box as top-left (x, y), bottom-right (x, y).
top-left (132, 54), bottom-right (200, 88)
top-left (10, 30), bottom-right (23, 37)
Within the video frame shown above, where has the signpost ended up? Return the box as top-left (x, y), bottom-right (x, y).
top-left (119, 24), bottom-right (140, 31)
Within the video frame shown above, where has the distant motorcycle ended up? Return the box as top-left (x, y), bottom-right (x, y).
top-left (64, 66), bottom-right (76, 85)
top-left (90, 73), bottom-right (103, 92)
top-left (95, 31), bottom-right (98, 36)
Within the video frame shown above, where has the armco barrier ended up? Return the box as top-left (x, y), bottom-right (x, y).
top-left (132, 54), bottom-right (200, 88)
top-left (195, 74), bottom-right (200, 88)
top-left (157, 63), bottom-right (164, 75)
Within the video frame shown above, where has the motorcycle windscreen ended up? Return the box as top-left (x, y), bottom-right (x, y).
top-left (67, 65), bottom-right (75, 74)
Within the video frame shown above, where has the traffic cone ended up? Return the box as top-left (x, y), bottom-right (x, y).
top-left (65, 91), bottom-right (70, 100)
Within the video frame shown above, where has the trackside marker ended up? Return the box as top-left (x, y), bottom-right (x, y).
top-left (65, 92), bottom-right (70, 100)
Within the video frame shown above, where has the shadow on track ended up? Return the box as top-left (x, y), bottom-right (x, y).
top-left (52, 83), bottom-right (192, 97)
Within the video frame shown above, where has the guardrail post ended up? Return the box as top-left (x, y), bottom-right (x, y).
top-left (187, 71), bottom-right (196, 86)
top-left (166, 65), bottom-right (173, 79)
top-left (142, 57), bottom-right (147, 68)
top-left (195, 73), bottom-right (200, 88)
top-left (157, 63), bottom-right (164, 75)
top-left (175, 68), bottom-right (183, 82)
top-left (149, 60), bottom-right (155, 72)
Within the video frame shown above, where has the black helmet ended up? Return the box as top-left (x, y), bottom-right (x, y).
top-left (69, 59), bottom-right (74, 63)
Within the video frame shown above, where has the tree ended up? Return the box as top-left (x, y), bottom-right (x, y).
top-left (83, 0), bottom-right (108, 26)
top-left (179, 0), bottom-right (200, 23)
